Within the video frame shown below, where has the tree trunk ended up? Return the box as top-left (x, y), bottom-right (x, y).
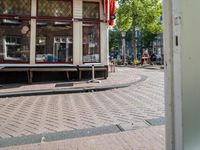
top-left (132, 17), bottom-right (137, 62)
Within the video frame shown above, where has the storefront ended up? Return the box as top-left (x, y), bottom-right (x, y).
top-left (0, 0), bottom-right (115, 82)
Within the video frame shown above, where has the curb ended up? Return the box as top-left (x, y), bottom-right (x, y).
top-left (120, 65), bottom-right (164, 70)
top-left (0, 125), bottom-right (121, 148)
top-left (0, 75), bottom-right (147, 98)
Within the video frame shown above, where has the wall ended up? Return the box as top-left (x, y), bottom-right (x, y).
top-left (180, 0), bottom-right (200, 149)
top-left (165, 0), bottom-right (200, 149)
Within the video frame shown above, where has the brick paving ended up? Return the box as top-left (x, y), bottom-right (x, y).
top-left (1, 125), bottom-right (165, 150)
top-left (0, 67), bottom-right (140, 94)
top-left (0, 68), bottom-right (164, 139)
top-left (0, 67), bottom-right (165, 149)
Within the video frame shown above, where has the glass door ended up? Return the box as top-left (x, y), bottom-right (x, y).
top-left (53, 36), bottom-right (69, 62)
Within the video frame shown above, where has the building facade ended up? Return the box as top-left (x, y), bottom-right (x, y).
top-left (0, 0), bottom-right (114, 66)
top-left (0, 0), bottom-right (115, 82)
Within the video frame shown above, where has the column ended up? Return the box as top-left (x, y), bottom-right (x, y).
top-left (73, 21), bottom-right (82, 65)
top-left (163, 0), bottom-right (175, 149)
top-left (100, 22), bottom-right (109, 65)
top-left (30, 0), bottom-right (36, 64)
top-left (73, 0), bottom-right (82, 65)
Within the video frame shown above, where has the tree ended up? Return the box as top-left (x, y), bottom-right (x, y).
top-left (109, 26), bottom-right (121, 54)
top-left (116, 0), bottom-right (162, 62)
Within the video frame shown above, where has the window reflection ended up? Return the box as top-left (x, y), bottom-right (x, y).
top-left (36, 20), bottom-right (73, 63)
top-left (0, 19), bottom-right (30, 63)
top-left (38, 0), bottom-right (72, 17)
top-left (0, 0), bottom-right (31, 16)
top-left (83, 24), bottom-right (100, 63)
top-left (83, 2), bottom-right (99, 19)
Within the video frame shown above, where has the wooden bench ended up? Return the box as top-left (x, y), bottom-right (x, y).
top-left (0, 68), bottom-right (30, 82)
top-left (0, 66), bottom-right (77, 84)
top-left (29, 68), bottom-right (77, 84)
top-left (78, 65), bottom-right (108, 80)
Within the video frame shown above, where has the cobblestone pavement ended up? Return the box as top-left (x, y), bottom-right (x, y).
top-left (1, 126), bottom-right (165, 150)
top-left (0, 68), bottom-right (164, 140)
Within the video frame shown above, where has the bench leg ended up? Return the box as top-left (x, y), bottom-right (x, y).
top-left (66, 72), bottom-right (69, 80)
top-left (104, 67), bottom-right (108, 79)
top-left (79, 71), bottom-right (82, 81)
top-left (29, 71), bottom-right (33, 84)
top-left (27, 71), bottom-right (30, 83)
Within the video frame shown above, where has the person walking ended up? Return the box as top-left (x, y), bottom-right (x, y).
top-left (141, 49), bottom-right (149, 65)
top-left (150, 52), bottom-right (156, 65)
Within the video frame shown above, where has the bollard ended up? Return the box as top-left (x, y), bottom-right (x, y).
top-left (92, 64), bottom-right (95, 80)
top-left (87, 65), bottom-right (101, 83)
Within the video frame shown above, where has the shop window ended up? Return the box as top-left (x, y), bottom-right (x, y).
top-left (83, 24), bottom-right (100, 63)
top-left (36, 20), bottom-right (73, 63)
top-left (83, 2), bottom-right (99, 19)
top-left (0, 0), bottom-right (31, 16)
top-left (38, 0), bottom-right (72, 17)
top-left (0, 19), bottom-right (30, 63)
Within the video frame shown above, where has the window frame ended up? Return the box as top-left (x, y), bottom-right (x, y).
top-left (35, 20), bottom-right (74, 64)
top-left (82, 22), bottom-right (101, 63)
top-left (0, 0), bottom-right (31, 18)
top-left (0, 18), bottom-right (31, 64)
top-left (35, 0), bottom-right (74, 64)
top-left (83, 1), bottom-right (100, 20)
top-left (36, 0), bottom-right (73, 20)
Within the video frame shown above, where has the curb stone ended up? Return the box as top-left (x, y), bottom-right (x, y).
top-left (0, 75), bottom-right (147, 98)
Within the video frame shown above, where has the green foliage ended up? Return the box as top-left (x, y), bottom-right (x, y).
top-left (109, 26), bottom-right (121, 52)
top-left (115, 58), bottom-right (123, 65)
top-left (140, 29), bottom-right (157, 48)
top-left (115, 0), bottom-right (162, 61)
top-left (133, 59), bottom-right (141, 65)
top-left (116, 0), bottom-right (162, 33)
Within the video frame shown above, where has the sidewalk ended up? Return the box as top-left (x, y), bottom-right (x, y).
top-left (1, 126), bottom-right (165, 150)
top-left (0, 67), bottom-right (145, 98)
top-left (0, 67), bottom-right (165, 149)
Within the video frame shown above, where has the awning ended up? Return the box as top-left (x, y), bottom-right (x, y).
top-left (102, 0), bottom-right (116, 26)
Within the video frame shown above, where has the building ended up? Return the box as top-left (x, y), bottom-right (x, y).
top-left (152, 33), bottom-right (163, 64)
top-left (0, 0), bottom-right (115, 83)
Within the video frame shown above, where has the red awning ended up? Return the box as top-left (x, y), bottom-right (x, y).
top-left (102, 0), bottom-right (116, 26)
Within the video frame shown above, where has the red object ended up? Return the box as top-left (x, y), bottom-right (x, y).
top-left (141, 52), bottom-right (150, 65)
top-left (102, 0), bottom-right (116, 26)
top-left (109, 0), bottom-right (115, 26)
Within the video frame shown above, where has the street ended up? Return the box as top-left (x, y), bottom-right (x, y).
top-left (0, 67), bottom-right (165, 149)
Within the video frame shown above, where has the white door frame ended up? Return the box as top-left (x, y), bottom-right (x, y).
top-left (164, 0), bottom-right (183, 149)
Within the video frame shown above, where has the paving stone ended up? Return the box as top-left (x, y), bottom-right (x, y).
top-left (1, 126), bottom-right (165, 150)
top-left (0, 68), bottom-right (165, 147)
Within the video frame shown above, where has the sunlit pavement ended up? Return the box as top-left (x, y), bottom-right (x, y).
top-left (0, 67), bottom-right (165, 149)
top-left (1, 126), bottom-right (165, 150)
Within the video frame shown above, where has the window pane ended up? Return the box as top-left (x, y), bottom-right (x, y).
top-left (36, 20), bottom-right (73, 63)
top-left (0, 0), bottom-right (31, 16)
top-left (0, 19), bottom-right (30, 63)
top-left (83, 24), bottom-right (100, 63)
top-left (83, 2), bottom-right (99, 19)
top-left (38, 0), bottom-right (72, 17)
